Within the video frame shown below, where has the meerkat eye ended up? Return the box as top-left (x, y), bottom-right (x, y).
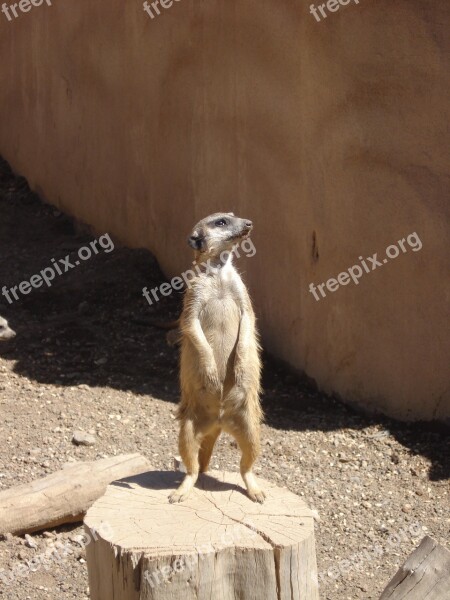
top-left (214, 219), bottom-right (227, 227)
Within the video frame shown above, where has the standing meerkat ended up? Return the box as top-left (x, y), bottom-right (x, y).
top-left (169, 212), bottom-right (265, 504)
top-left (0, 317), bottom-right (15, 341)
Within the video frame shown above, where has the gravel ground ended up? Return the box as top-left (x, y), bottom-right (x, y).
top-left (0, 157), bottom-right (448, 600)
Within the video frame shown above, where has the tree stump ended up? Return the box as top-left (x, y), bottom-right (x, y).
top-left (84, 470), bottom-right (319, 600)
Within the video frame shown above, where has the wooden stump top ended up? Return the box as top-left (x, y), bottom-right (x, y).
top-left (85, 470), bottom-right (315, 555)
top-left (85, 470), bottom-right (319, 600)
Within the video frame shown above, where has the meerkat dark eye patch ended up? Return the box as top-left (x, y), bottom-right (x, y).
top-left (214, 219), bottom-right (227, 227)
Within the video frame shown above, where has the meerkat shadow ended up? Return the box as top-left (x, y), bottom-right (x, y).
top-left (196, 472), bottom-right (248, 497)
top-left (110, 470), bottom-right (246, 496)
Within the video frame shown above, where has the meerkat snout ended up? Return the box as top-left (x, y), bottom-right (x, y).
top-left (0, 317), bottom-right (16, 341)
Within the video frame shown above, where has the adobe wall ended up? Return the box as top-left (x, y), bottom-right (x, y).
top-left (0, 0), bottom-right (448, 421)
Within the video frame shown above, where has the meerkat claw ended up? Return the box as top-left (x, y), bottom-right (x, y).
top-left (168, 491), bottom-right (189, 504)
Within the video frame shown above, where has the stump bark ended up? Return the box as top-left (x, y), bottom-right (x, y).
top-left (84, 470), bottom-right (319, 600)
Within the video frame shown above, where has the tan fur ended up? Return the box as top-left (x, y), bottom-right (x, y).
top-left (0, 317), bottom-right (15, 341)
top-left (169, 212), bottom-right (265, 504)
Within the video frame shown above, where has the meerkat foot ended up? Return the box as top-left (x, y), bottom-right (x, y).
top-left (168, 474), bottom-right (197, 503)
top-left (242, 471), bottom-right (265, 503)
top-left (247, 488), bottom-right (266, 504)
top-left (168, 489), bottom-right (192, 503)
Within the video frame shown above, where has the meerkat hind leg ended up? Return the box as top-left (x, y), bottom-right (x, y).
top-left (169, 418), bottom-right (202, 503)
top-left (227, 423), bottom-right (266, 503)
top-left (198, 427), bottom-right (221, 473)
top-left (240, 441), bottom-right (266, 503)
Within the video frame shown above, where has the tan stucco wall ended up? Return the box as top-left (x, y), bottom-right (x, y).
top-left (0, 0), bottom-right (449, 421)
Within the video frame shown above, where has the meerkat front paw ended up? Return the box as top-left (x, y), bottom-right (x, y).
top-left (203, 362), bottom-right (222, 393)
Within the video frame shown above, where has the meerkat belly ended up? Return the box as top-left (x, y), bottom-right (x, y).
top-left (200, 297), bottom-right (240, 380)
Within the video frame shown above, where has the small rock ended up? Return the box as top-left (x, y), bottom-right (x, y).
top-left (311, 509), bottom-right (321, 522)
top-left (78, 301), bottom-right (89, 314)
top-left (43, 531), bottom-right (54, 538)
top-left (390, 452), bottom-right (400, 464)
top-left (94, 357), bottom-right (107, 366)
top-left (402, 503), bottom-right (412, 513)
top-left (70, 534), bottom-right (87, 547)
top-left (25, 534), bottom-right (37, 549)
top-left (72, 431), bottom-right (96, 446)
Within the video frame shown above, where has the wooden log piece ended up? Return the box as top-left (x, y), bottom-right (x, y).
top-left (0, 454), bottom-right (152, 536)
top-left (380, 535), bottom-right (450, 600)
top-left (84, 470), bottom-right (319, 600)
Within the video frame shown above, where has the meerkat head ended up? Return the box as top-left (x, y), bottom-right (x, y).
top-left (188, 212), bottom-right (253, 260)
top-left (0, 316), bottom-right (16, 341)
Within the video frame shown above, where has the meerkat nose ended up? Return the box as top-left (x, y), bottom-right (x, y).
top-left (244, 221), bottom-right (253, 229)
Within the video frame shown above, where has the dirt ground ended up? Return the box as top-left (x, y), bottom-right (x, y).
top-left (0, 157), bottom-right (448, 600)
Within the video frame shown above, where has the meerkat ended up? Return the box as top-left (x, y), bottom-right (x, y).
top-left (169, 212), bottom-right (265, 504)
top-left (0, 317), bottom-right (16, 341)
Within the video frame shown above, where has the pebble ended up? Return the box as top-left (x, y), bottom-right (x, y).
top-left (43, 531), bottom-right (55, 538)
top-left (70, 535), bottom-right (87, 547)
top-left (25, 534), bottom-right (37, 549)
top-left (72, 431), bottom-right (96, 446)
top-left (78, 301), bottom-right (89, 314)
top-left (402, 503), bottom-right (412, 513)
top-left (94, 357), bottom-right (108, 366)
